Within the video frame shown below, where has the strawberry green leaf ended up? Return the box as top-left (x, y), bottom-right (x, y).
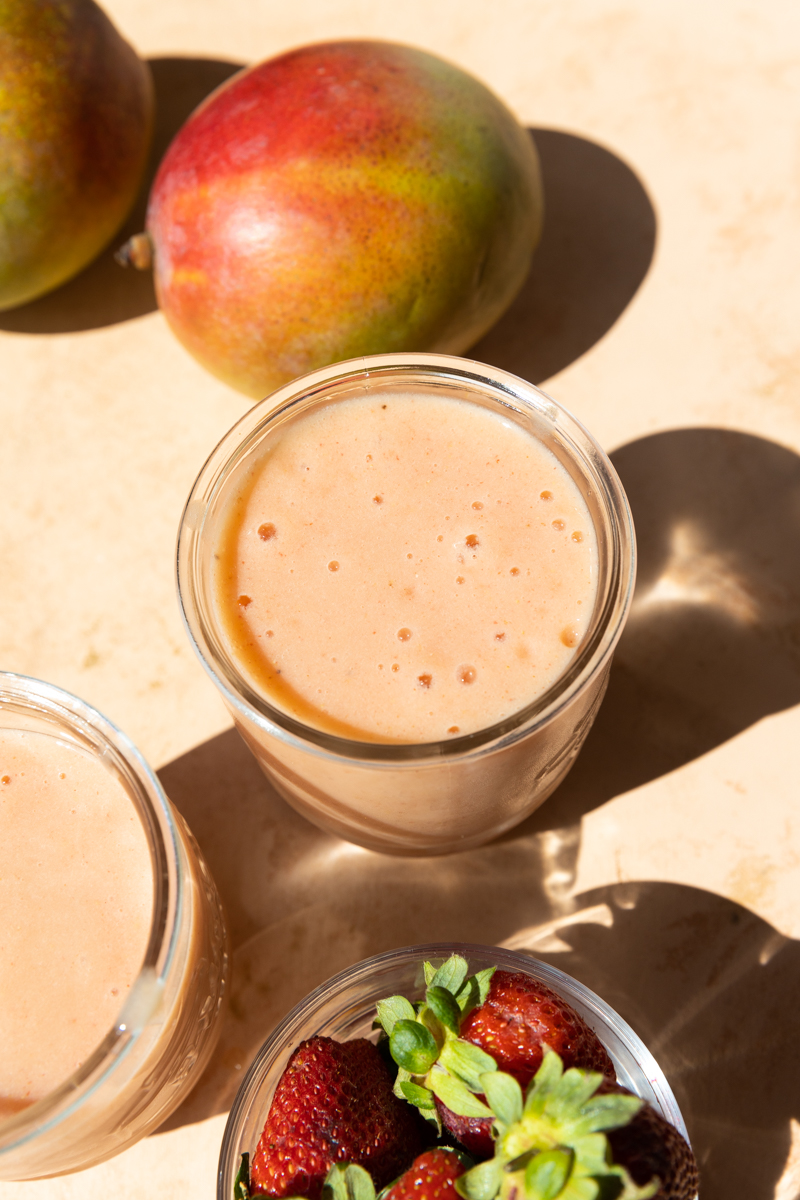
top-left (393, 1065), bottom-right (412, 1100)
top-left (423, 961), bottom-right (437, 986)
top-left (323, 1164), bottom-right (377, 1200)
top-left (376, 995), bottom-right (417, 1036)
top-left (399, 1080), bottom-right (436, 1109)
top-left (524, 1047), bottom-right (564, 1115)
top-left (440, 1039), bottom-right (498, 1091)
top-left (390, 1019), bottom-right (439, 1074)
top-left (456, 1158), bottom-right (505, 1200)
top-left (429, 1068), bottom-right (494, 1118)
top-left (426, 985), bottom-right (461, 1034)
top-left (481, 1071), bottom-right (523, 1127)
top-left (524, 1148), bottom-right (574, 1200)
top-left (234, 1152), bottom-right (250, 1200)
top-left (579, 1094), bottom-right (643, 1133)
top-left (455, 967), bottom-right (496, 1015)
top-left (429, 954), bottom-right (470, 995)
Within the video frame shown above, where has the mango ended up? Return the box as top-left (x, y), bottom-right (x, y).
top-left (0, 0), bottom-right (153, 310)
top-left (144, 41), bottom-right (543, 398)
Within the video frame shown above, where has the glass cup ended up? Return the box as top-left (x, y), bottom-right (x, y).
top-left (0, 673), bottom-right (229, 1180)
top-left (217, 942), bottom-right (692, 1200)
top-left (178, 354), bottom-right (635, 855)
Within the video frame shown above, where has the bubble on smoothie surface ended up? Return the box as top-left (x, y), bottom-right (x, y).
top-left (472, 501), bottom-right (484, 510)
top-left (572, 530), bottom-right (584, 542)
top-left (456, 576), bottom-right (465, 584)
top-left (238, 594), bottom-right (251, 607)
top-left (392, 663), bottom-right (399, 672)
top-left (397, 628), bottom-right (412, 641)
top-left (457, 665), bottom-right (477, 685)
top-left (561, 625), bottom-right (579, 647)
top-left (328, 561), bottom-right (340, 572)
top-left (258, 522), bottom-right (277, 541)
top-left (448, 726), bottom-right (460, 734)
top-left (510, 567), bottom-right (520, 576)
top-left (418, 674), bottom-right (432, 688)
top-left (540, 490), bottom-right (553, 501)
top-left (552, 519), bottom-right (566, 531)
top-left (495, 631), bottom-right (506, 641)
top-left (373, 495), bottom-right (383, 504)
top-left (1, 775), bottom-right (9, 785)
top-left (466, 534), bottom-right (479, 548)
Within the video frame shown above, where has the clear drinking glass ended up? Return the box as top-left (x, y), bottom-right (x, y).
top-left (217, 942), bottom-right (692, 1200)
top-left (0, 673), bottom-right (229, 1180)
top-left (178, 354), bottom-right (635, 855)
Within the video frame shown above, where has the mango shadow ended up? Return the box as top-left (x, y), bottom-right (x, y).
top-left (471, 128), bottom-right (657, 383)
top-left (0, 57), bottom-right (244, 334)
top-left (516, 426), bottom-right (800, 835)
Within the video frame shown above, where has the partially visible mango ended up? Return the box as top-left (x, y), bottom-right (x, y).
top-left (143, 41), bottom-right (543, 398)
top-left (0, 0), bottom-right (153, 310)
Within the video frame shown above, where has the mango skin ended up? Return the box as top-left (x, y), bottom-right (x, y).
top-left (0, 0), bottom-right (153, 310)
top-left (147, 42), bottom-right (543, 398)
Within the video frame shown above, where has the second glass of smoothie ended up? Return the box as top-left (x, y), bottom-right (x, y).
top-left (178, 354), bottom-right (635, 854)
top-left (0, 673), bottom-right (229, 1179)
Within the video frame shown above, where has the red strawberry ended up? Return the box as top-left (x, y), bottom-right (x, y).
top-left (250, 1036), bottom-right (427, 1199)
top-left (436, 970), bottom-right (615, 1158)
top-left (600, 1081), bottom-right (699, 1200)
top-left (382, 1148), bottom-right (470, 1200)
top-left (459, 970), bottom-right (615, 1085)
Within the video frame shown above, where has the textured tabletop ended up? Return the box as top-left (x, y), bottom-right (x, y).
top-left (2, 3), bottom-right (799, 1198)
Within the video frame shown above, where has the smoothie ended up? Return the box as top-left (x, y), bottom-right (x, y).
top-left (179, 355), bottom-right (634, 854)
top-left (213, 391), bottom-right (598, 742)
top-left (0, 730), bottom-right (152, 1116)
top-left (0, 677), bottom-right (229, 1179)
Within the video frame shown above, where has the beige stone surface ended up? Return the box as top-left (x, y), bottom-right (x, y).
top-left (2, 2), bottom-right (800, 1199)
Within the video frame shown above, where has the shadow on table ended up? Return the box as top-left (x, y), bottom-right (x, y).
top-left (506, 881), bottom-right (800, 1200)
top-left (514, 425), bottom-right (800, 836)
top-left (156, 727), bottom-right (800, 1200)
top-left (0, 56), bottom-right (244, 334)
top-left (471, 127), bottom-right (656, 383)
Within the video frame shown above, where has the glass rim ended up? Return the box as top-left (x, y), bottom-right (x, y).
top-left (177, 352), bottom-right (636, 763)
top-left (0, 672), bottom-right (184, 1156)
top-left (217, 940), bottom-right (689, 1200)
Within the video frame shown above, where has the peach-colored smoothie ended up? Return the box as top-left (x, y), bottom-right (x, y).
top-left (214, 391), bottom-right (598, 741)
top-left (0, 730), bottom-right (152, 1117)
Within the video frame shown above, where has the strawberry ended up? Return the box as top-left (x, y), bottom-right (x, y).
top-left (458, 970), bottom-right (615, 1087)
top-left (383, 1147), bottom-right (471, 1200)
top-left (443, 970), bottom-right (615, 1157)
top-left (455, 1048), bottom-right (698, 1200)
top-left (600, 1081), bottom-right (700, 1200)
top-left (375, 956), bottom-right (614, 1159)
top-left (249, 1036), bottom-right (427, 1199)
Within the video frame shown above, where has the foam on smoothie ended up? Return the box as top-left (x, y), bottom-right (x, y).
top-left (213, 391), bottom-right (598, 742)
top-left (0, 730), bottom-right (153, 1116)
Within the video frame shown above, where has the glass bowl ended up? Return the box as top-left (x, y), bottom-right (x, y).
top-left (0, 672), bottom-right (230, 1179)
top-left (217, 942), bottom-right (690, 1200)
